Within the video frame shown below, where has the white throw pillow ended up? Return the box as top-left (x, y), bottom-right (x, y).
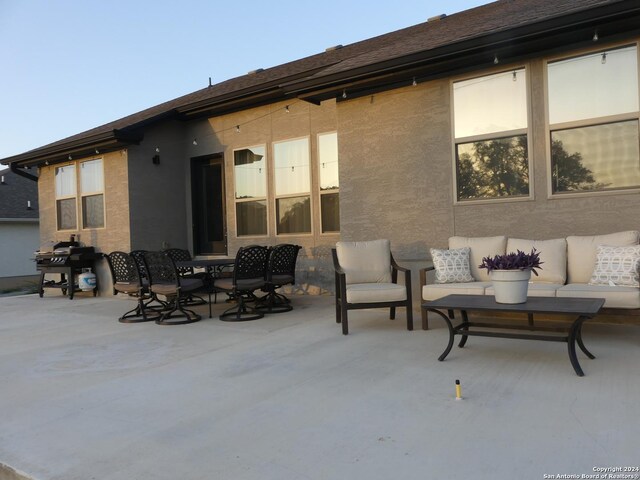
top-left (430, 247), bottom-right (474, 284)
top-left (588, 245), bottom-right (640, 287)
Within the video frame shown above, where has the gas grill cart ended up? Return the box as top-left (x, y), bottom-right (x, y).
top-left (35, 241), bottom-right (102, 299)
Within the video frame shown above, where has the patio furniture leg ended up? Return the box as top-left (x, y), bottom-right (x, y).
top-left (426, 308), bottom-right (454, 361)
top-left (341, 301), bottom-right (349, 335)
top-left (390, 307), bottom-right (396, 320)
top-left (568, 315), bottom-right (591, 376)
top-left (458, 310), bottom-right (469, 348)
top-left (421, 307), bottom-right (429, 330)
top-left (406, 304), bottom-right (413, 331)
top-left (336, 296), bottom-right (341, 324)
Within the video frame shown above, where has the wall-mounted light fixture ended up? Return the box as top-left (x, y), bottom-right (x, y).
top-left (27, 200), bottom-right (32, 210)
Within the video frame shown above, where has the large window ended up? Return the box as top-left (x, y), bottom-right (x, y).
top-left (318, 132), bottom-right (339, 233)
top-left (234, 146), bottom-right (267, 236)
top-left (274, 138), bottom-right (311, 234)
top-left (453, 68), bottom-right (530, 201)
top-left (80, 159), bottom-right (104, 228)
top-left (55, 164), bottom-right (77, 230)
top-left (547, 45), bottom-right (640, 194)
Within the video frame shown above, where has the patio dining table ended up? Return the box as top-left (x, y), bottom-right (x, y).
top-left (175, 258), bottom-right (235, 311)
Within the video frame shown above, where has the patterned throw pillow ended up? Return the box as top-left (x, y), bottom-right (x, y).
top-left (588, 244), bottom-right (640, 287)
top-left (430, 247), bottom-right (474, 284)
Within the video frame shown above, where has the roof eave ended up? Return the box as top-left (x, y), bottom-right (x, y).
top-left (287, 1), bottom-right (640, 103)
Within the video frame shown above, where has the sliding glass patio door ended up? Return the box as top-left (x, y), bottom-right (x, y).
top-left (191, 154), bottom-right (226, 255)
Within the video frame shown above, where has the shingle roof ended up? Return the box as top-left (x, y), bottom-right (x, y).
top-left (2, 0), bottom-right (634, 167)
top-left (0, 168), bottom-right (39, 219)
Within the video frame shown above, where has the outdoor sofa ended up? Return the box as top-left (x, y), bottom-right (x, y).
top-left (419, 230), bottom-right (640, 329)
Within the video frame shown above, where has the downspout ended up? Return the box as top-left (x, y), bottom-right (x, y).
top-left (10, 162), bottom-right (38, 182)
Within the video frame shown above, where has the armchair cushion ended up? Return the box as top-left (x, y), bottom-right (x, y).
top-left (506, 237), bottom-right (567, 284)
top-left (336, 239), bottom-right (392, 284)
top-left (566, 230), bottom-right (639, 284)
top-left (346, 283), bottom-right (407, 304)
top-left (448, 235), bottom-right (507, 282)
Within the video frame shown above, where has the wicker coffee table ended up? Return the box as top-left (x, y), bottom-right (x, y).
top-left (422, 294), bottom-right (605, 376)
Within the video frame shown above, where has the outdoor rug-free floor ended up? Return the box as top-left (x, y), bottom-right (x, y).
top-left (0, 293), bottom-right (639, 480)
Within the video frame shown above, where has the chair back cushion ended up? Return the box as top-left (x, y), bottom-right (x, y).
top-left (506, 238), bottom-right (567, 284)
top-left (566, 230), bottom-right (640, 284)
top-left (336, 239), bottom-right (392, 284)
top-left (448, 236), bottom-right (507, 282)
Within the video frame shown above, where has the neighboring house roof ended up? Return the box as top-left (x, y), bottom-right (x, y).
top-left (0, 168), bottom-right (39, 220)
top-left (2, 0), bottom-right (639, 168)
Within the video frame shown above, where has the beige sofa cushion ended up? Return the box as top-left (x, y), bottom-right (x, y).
top-left (336, 239), bottom-right (392, 284)
top-left (422, 281), bottom-right (491, 301)
top-left (506, 238), bottom-right (567, 284)
top-left (566, 231), bottom-right (640, 284)
top-left (449, 236), bottom-right (507, 282)
top-left (557, 284), bottom-right (640, 309)
top-left (346, 283), bottom-right (407, 303)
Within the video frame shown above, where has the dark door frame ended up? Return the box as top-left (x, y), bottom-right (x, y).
top-left (190, 153), bottom-right (227, 256)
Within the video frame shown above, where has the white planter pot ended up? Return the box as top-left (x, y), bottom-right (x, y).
top-left (489, 269), bottom-right (532, 304)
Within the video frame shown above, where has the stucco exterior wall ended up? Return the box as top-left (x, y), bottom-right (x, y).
top-left (37, 150), bottom-right (130, 294)
top-left (127, 120), bottom-right (188, 252)
top-left (183, 100), bottom-right (339, 294)
top-left (336, 56), bottom-right (640, 302)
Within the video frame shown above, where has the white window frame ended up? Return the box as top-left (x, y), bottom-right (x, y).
top-left (317, 131), bottom-right (340, 234)
top-left (545, 42), bottom-right (640, 199)
top-left (272, 136), bottom-right (313, 236)
top-left (79, 158), bottom-right (105, 230)
top-left (451, 65), bottom-right (534, 205)
top-left (232, 144), bottom-right (269, 237)
top-left (55, 162), bottom-right (77, 231)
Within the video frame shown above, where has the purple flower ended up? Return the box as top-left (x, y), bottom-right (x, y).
top-left (479, 248), bottom-right (543, 276)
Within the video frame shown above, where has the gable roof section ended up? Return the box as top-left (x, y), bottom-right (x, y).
top-left (3, 0), bottom-right (639, 168)
top-left (0, 168), bottom-right (39, 220)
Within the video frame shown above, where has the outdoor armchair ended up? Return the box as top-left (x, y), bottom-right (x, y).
top-left (332, 239), bottom-right (413, 335)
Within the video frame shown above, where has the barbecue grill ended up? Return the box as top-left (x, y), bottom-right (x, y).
top-left (36, 241), bottom-right (102, 299)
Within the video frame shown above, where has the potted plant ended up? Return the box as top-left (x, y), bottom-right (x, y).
top-left (479, 249), bottom-right (543, 304)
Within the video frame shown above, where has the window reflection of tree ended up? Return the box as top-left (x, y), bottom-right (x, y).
top-left (551, 139), bottom-right (609, 193)
top-left (278, 197), bottom-right (311, 234)
top-left (457, 136), bottom-right (529, 200)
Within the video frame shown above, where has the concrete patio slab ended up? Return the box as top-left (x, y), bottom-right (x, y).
top-left (1, 293), bottom-right (639, 480)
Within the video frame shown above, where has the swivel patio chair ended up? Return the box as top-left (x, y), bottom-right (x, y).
top-left (106, 251), bottom-right (159, 323)
top-left (213, 245), bottom-right (269, 321)
top-left (332, 239), bottom-right (413, 335)
top-left (164, 248), bottom-right (209, 308)
top-left (143, 251), bottom-right (204, 325)
top-left (256, 244), bottom-right (302, 313)
top-left (130, 249), bottom-right (167, 312)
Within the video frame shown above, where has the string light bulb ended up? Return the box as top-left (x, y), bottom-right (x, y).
top-left (342, 89), bottom-right (347, 99)
top-left (412, 77), bottom-right (417, 86)
top-left (68, 155), bottom-right (73, 160)
top-left (285, 105), bottom-right (290, 113)
top-left (95, 148), bottom-right (100, 154)
top-left (601, 52), bottom-right (607, 64)
top-left (493, 54), bottom-right (499, 65)
top-left (593, 31), bottom-right (599, 41)
top-left (512, 71), bottom-right (517, 81)
top-left (235, 125), bottom-right (241, 133)
top-left (192, 138), bottom-right (198, 146)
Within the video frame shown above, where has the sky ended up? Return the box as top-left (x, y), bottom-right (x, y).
top-left (0, 0), bottom-right (488, 160)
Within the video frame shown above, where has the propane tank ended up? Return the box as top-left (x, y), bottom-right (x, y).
top-left (78, 269), bottom-right (96, 291)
